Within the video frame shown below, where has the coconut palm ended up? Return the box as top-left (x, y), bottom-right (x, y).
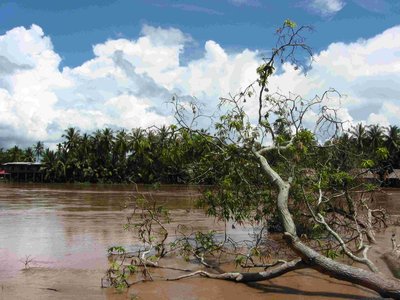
top-left (34, 141), bottom-right (44, 162)
top-left (349, 123), bottom-right (367, 150)
top-left (367, 124), bottom-right (385, 150)
top-left (112, 130), bottom-right (130, 182)
top-left (384, 125), bottom-right (400, 169)
top-left (24, 147), bottom-right (35, 162)
top-left (41, 149), bottom-right (56, 181)
top-left (385, 125), bottom-right (400, 151)
top-left (62, 127), bottom-right (81, 152)
top-left (6, 146), bottom-right (23, 162)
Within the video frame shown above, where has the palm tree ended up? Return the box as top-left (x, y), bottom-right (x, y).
top-left (384, 125), bottom-right (400, 169)
top-left (62, 127), bottom-right (81, 152)
top-left (367, 124), bottom-right (385, 150)
top-left (33, 141), bottom-right (44, 162)
top-left (41, 148), bottom-right (56, 181)
top-left (128, 128), bottom-right (152, 182)
top-left (385, 125), bottom-right (400, 151)
top-left (112, 130), bottom-right (130, 182)
top-left (6, 146), bottom-right (23, 162)
top-left (349, 123), bottom-right (367, 150)
top-left (24, 147), bottom-right (35, 162)
top-left (89, 128), bottom-right (115, 182)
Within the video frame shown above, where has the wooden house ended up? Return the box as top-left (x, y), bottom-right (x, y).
top-left (1, 162), bottom-right (43, 182)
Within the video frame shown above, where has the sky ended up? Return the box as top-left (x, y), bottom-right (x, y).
top-left (0, 0), bottom-right (400, 147)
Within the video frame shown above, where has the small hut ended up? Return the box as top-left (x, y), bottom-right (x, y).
top-left (1, 162), bottom-right (43, 182)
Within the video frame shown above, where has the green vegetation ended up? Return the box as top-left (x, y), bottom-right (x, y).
top-left (0, 126), bottom-right (216, 184)
top-left (0, 122), bottom-right (399, 185)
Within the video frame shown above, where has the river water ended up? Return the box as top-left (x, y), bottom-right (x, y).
top-left (0, 183), bottom-right (397, 299)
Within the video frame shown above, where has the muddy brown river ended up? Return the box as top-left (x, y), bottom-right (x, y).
top-left (0, 183), bottom-right (398, 299)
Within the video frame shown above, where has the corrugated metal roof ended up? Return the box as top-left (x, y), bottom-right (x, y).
top-left (2, 162), bottom-right (42, 166)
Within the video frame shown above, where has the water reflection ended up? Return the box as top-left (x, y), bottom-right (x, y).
top-left (0, 183), bottom-right (203, 280)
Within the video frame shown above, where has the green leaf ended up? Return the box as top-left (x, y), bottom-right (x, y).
top-left (284, 19), bottom-right (297, 29)
top-left (127, 265), bottom-right (137, 273)
top-left (361, 159), bottom-right (375, 168)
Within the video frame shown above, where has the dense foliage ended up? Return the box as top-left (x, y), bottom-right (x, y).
top-left (0, 123), bottom-right (399, 185)
top-left (0, 126), bottom-right (215, 184)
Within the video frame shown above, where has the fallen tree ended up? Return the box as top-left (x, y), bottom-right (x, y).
top-left (104, 20), bottom-right (400, 298)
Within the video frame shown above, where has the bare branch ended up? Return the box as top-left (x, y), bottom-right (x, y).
top-left (168, 258), bottom-right (306, 282)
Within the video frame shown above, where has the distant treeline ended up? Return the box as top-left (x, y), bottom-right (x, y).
top-left (330, 124), bottom-right (400, 176)
top-left (0, 123), bottom-right (400, 184)
top-left (0, 126), bottom-right (217, 184)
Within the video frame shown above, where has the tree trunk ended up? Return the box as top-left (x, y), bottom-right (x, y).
top-left (287, 234), bottom-right (400, 298)
top-left (254, 150), bottom-right (400, 299)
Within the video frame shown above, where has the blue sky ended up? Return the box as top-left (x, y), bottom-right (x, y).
top-left (0, 0), bottom-right (399, 147)
top-left (1, 0), bottom-right (399, 67)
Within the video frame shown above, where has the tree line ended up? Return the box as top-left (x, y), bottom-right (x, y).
top-left (0, 126), bottom-right (216, 184)
top-left (0, 122), bottom-right (399, 185)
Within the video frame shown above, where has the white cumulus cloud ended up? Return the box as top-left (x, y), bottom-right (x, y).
top-left (306, 0), bottom-right (346, 17)
top-left (0, 24), bottom-right (259, 148)
top-left (0, 22), bottom-right (399, 148)
top-left (267, 25), bottom-right (400, 129)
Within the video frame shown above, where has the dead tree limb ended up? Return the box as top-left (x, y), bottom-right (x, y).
top-left (168, 258), bottom-right (306, 282)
